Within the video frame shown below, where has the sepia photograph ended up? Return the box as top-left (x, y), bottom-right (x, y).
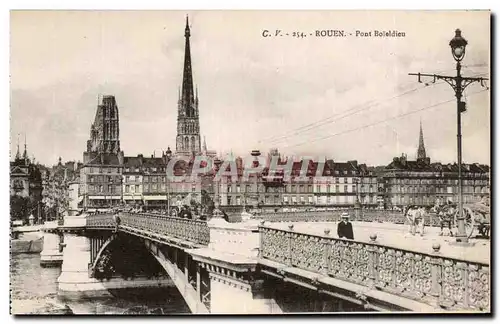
top-left (9, 10), bottom-right (490, 315)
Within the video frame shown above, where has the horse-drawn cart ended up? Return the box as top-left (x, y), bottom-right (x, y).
top-left (458, 202), bottom-right (490, 238)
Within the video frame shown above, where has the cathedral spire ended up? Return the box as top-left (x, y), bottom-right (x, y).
top-left (203, 136), bottom-right (207, 152)
top-left (175, 16), bottom-right (201, 156)
top-left (417, 120), bottom-right (426, 160)
top-left (181, 14), bottom-right (195, 117)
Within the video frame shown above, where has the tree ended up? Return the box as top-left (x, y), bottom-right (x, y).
top-left (10, 195), bottom-right (30, 221)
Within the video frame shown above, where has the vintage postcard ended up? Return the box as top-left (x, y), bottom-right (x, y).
top-left (10, 10), bottom-right (490, 315)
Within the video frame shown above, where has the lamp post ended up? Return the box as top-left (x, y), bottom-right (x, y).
top-left (165, 147), bottom-right (172, 216)
top-left (409, 29), bottom-right (488, 244)
top-left (251, 150), bottom-right (261, 211)
top-left (212, 157), bottom-right (224, 218)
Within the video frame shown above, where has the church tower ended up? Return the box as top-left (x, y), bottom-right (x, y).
top-left (87, 95), bottom-right (121, 154)
top-left (417, 120), bottom-right (427, 160)
top-left (176, 16), bottom-right (201, 156)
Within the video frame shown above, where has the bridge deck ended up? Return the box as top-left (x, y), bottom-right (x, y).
top-left (267, 221), bottom-right (490, 265)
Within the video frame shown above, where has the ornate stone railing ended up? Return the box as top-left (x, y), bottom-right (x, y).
top-left (119, 212), bottom-right (210, 246)
top-left (259, 226), bottom-right (490, 312)
top-left (85, 213), bottom-right (115, 229)
top-left (85, 212), bottom-right (210, 246)
top-left (254, 211), bottom-right (340, 223)
top-left (256, 210), bottom-right (442, 227)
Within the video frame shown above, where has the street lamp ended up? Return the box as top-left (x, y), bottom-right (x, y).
top-left (449, 29), bottom-right (468, 243)
top-left (409, 29), bottom-right (488, 244)
top-left (449, 29), bottom-right (467, 62)
top-left (165, 147), bottom-right (172, 216)
top-left (212, 157), bottom-right (224, 218)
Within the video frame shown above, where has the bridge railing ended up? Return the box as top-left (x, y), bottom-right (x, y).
top-left (255, 209), bottom-right (442, 227)
top-left (259, 226), bottom-right (489, 312)
top-left (119, 212), bottom-right (210, 246)
top-left (86, 213), bottom-right (115, 229)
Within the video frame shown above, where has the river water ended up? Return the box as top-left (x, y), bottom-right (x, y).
top-left (10, 253), bottom-right (190, 315)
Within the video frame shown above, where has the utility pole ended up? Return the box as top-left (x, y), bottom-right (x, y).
top-left (409, 29), bottom-right (488, 243)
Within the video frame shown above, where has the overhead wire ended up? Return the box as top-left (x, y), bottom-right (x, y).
top-left (281, 88), bottom-right (488, 149)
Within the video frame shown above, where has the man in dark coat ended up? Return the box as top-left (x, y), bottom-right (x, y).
top-left (337, 212), bottom-right (354, 240)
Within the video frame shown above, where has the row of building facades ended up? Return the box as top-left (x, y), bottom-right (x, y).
top-left (11, 17), bottom-right (490, 215)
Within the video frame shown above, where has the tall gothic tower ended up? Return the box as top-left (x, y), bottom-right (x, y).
top-left (417, 120), bottom-right (427, 160)
top-left (87, 95), bottom-right (121, 154)
top-left (176, 16), bottom-right (201, 156)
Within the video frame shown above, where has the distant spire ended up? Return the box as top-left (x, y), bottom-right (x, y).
top-left (23, 133), bottom-right (28, 161)
top-left (417, 120), bottom-right (427, 160)
top-left (203, 136), bottom-right (207, 152)
top-left (15, 134), bottom-right (20, 160)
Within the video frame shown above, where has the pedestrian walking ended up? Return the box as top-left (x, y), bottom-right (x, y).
top-left (337, 212), bottom-right (354, 240)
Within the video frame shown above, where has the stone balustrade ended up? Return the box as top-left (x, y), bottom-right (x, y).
top-left (85, 213), bottom-right (115, 229)
top-left (254, 209), bottom-right (442, 227)
top-left (85, 212), bottom-right (210, 246)
top-left (119, 212), bottom-right (210, 246)
top-left (259, 226), bottom-right (490, 312)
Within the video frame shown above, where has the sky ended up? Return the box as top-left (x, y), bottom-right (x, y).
top-left (10, 10), bottom-right (490, 167)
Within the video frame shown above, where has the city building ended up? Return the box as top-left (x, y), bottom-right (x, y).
top-left (381, 123), bottom-right (490, 208)
top-left (10, 138), bottom-right (43, 221)
top-left (80, 95), bottom-right (125, 210)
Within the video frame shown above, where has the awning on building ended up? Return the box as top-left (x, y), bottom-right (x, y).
top-left (143, 195), bottom-right (167, 201)
top-left (87, 196), bottom-right (121, 200)
top-left (123, 195), bottom-right (143, 200)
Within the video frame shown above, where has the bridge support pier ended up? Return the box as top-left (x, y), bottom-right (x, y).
top-left (207, 267), bottom-right (282, 314)
top-left (40, 231), bottom-right (63, 267)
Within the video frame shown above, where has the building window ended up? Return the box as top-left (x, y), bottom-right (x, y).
top-left (152, 184), bottom-right (157, 191)
top-left (308, 185), bottom-right (313, 193)
top-left (236, 185), bottom-right (241, 193)
top-left (152, 176), bottom-right (158, 182)
top-left (99, 185), bottom-right (103, 193)
top-left (125, 185), bottom-right (130, 193)
top-left (316, 185), bottom-right (321, 193)
top-left (335, 178), bottom-right (339, 183)
top-left (135, 185), bottom-right (139, 192)
top-left (327, 185), bottom-right (331, 193)
top-left (344, 185), bottom-right (347, 193)
top-left (335, 185), bottom-right (339, 192)
top-left (144, 184), bottom-right (149, 191)
top-left (352, 185), bottom-right (356, 193)
top-left (344, 177), bottom-right (348, 184)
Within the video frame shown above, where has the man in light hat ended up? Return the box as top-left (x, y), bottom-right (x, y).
top-left (337, 212), bottom-right (354, 240)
